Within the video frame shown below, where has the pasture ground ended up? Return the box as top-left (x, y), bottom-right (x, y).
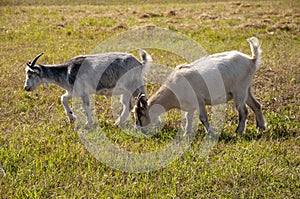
top-left (0, 0), bottom-right (299, 198)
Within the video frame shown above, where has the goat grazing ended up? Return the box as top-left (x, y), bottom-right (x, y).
top-left (24, 49), bottom-right (152, 125)
top-left (134, 37), bottom-right (266, 135)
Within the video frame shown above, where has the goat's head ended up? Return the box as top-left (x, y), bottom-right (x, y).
top-left (133, 93), bottom-right (151, 127)
top-left (24, 53), bottom-right (44, 92)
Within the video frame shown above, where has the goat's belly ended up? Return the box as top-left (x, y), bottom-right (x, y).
top-left (205, 93), bottom-right (232, 105)
top-left (96, 88), bottom-right (124, 96)
top-left (177, 99), bottom-right (199, 112)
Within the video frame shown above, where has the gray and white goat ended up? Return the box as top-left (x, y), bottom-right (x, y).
top-left (134, 37), bottom-right (266, 135)
top-left (24, 49), bottom-right (152, 125)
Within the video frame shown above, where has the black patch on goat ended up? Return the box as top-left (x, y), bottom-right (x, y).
top-left (67, 56), bottom-right (86, 85)
top-left (96, 56), bottom-right (142, 91)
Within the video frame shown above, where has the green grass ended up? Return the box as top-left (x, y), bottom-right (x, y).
top-left (1, 0), bottom-right (300, 198)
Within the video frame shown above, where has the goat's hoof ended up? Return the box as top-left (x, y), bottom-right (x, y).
top-left (114, 121), bottom-right (120, 126)
top-left (114, 118), bottom-right (125, 126)
top-left (233, 132), bottom-right (239, 138)
top-left (234, 131), bottom-right (244, 137)
top-left (114, 117), bottom-right (121, 125)
top-left (257, 124), bottom-right (267, 131)
top-left (235, 126), bottom-right (245, 135)
top-left (207, 130), bottom-right (218, 140)
top-left (69, 115), bottom-right (77, 123)
top-left (183, 129), bottom-right (193, 137)
top-left (84, 122), bottom-right (94, 130)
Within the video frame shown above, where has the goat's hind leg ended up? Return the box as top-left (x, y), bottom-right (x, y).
top-left (235, 104), bottom-right (248, 134)
top-left (233, 90), bottom-right (249, 134)
top-left (61, 91), bottom-right (76, 123)
top-left (246, 88), bottom-right (266, 130)
top-left (81, 94), bottom-right (93, 126)
top-left (114, 93), bottom-right (131, 126)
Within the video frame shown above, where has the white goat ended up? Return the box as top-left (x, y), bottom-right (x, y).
top-left (24, 49), bottom-right (152, 125)
top-left (134, 37), bottom-right (266, 135)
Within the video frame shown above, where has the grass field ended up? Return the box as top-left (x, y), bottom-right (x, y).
top-left (0, 0), bottom-right (300, 198)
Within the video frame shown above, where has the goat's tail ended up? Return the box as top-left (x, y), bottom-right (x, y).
top-left (247, 37), bottom-right (262, 69)
top-left (139, 49), bottom-right (152, 74)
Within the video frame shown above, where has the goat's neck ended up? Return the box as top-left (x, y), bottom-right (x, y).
top-left (147, 86), bottom-right (180, 118)
top-left (40, 65), bottom-right (71, 90)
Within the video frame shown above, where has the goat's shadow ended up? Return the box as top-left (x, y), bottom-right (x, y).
top-left (136, 123), bottom-right (298, 144)
top-left (77, 120), bottom-right (299, 147)
top-left (208, 127), bottom-right (298, 144)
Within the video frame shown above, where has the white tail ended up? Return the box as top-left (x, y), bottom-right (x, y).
top-left (247, 37), bottom-right (262, 69)
top-left (139, 49), bottom-right (152, 74)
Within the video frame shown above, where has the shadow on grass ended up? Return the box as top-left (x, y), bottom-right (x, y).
top-left (82, 119), bottom-right (299, 147)
top-left (217, 127), bottom-right (299, 144)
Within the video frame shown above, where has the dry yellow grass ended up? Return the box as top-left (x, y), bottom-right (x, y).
top-left (0, 1), bottom-right (299, 198)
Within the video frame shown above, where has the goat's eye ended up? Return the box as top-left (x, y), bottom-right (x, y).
top-left (28, 72), bottom-right (36, 78)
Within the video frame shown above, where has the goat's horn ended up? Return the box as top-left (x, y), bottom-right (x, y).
top-left (136, 94), bottom-right (142, 107)
top-left (138, 93), bottom-right (146, 101)
top-left (136, 93), bottom-right (147, 108)
top-left (136, 92), bottom-right (143, 100)
top-left (30, 53), bottom-right (44, 68)
top-left (139, 94), bottom-right (148, 109)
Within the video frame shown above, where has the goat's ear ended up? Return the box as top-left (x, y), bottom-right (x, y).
top-left (27, 61), bottom-right (32, 68)
top-left (135, 100), bottom-right (141, 108)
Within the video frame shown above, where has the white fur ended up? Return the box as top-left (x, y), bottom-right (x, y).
top-left (134, 37), bottom-right (266, 135)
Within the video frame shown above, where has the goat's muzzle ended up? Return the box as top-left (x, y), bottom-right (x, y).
top-left (24, 86), bottom-right (31, 92)
top-left (134, 123), bottom-right (151, 135)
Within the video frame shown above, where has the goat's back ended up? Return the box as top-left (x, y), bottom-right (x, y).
top-left (168, 51), bottom-right (256, 106)
top-left (71, 53), bottom-right (144, 95)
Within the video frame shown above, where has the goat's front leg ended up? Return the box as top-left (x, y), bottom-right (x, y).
top-left (114, 94), bottom-right (131, 126)
top-left (198, 104), bottom-right (213, 135)
top-left (81, 94), bottom-right (93, 126)
top-left (184, 111), bottom-right (194, 135)
top-left (61, 91), bottom-right (76, 123)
